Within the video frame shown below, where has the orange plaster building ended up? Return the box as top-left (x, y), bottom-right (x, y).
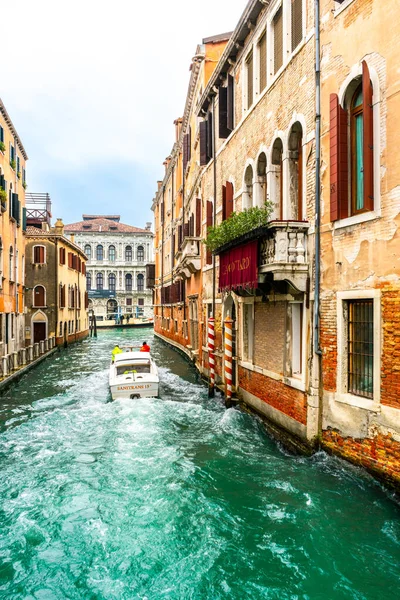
top-left (0, 99), bottom-right (28, 362)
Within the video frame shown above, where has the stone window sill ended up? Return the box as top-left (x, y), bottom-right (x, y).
top-left (334, 210), bottom-right (380, 231)
top-left (336, 392), bottom-right (380, 413)
top-left (334, 0), bottom-right (357, 18)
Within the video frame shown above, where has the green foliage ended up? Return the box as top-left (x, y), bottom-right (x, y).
top-left (204, 202), bottom-right (273, 252)
top-left (0, 141), bottom-right (5, 153)
top-left (17, 171), bottom-right (21, 179)
top-left (23, 181), bottom-right (28, 190)
top-left (10, 159), bottom-right (16, 170)
top-left (0, 187), bottom-right (7, 206)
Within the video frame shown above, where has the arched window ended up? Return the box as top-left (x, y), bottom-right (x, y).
top-left (271, 138), bottom-right (283, 219)
top-left (351, 85), bottom-right (365, 214)
top-left (108, 245), bottom-right (116, 262)
top-left (87, 272), bottom-right (92, 290)
top-left (33, 285), bottom-right (46, 307)
top-left (125, 273), bottom-right (133, 291)
top-left (330, 62), bottom-right (374, 221)
top-left (108, 273), bottom-right (116, 291)
top-left (137, 246), bottom-right (144, 262)
top-left (243, 165), bottom-right (254, 210)
top-left (125, 246), bottom-right (132, 262)
top-left (256, 153), bottom-right (267, 208)
top-left (137, 273), bottom-right (144, 292)
top-left (9, 246), bottom-right (13, 280)
top-left (288, 123), bottom-right (303, 220)
top-left (96, 245), bottom-right (104, 261)
top-left (84, 244), bottom-right (92, 260)
top-left (96, 273), bottom-right (104, 290)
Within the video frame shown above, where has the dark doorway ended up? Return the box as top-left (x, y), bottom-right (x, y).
top-left (33, 322), bottom-right (46, 344)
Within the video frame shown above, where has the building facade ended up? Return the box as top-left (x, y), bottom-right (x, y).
top-left (0, 99), bottom-right (28, 363)
top-left (154, 0), bottom-right (318, 448)
top-left (319, 0), bottom-right (400, 485)
top-left (25, 204), bottom-right (89, 347)
top-left (65, 216), bottom-right (154, 322)
top-left (153, 0), bottom-right (400, 488)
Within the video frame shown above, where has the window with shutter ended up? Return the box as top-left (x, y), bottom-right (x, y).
top-left (291, 0), bottom-right (303, 51)
top-left (200, 121), bottom-right (208, 166)
top-left (196, 198), bottom-right (202, 237)
top-left (219, 87), bottom-right (230, 139)
top-left (258, 32), bottom-right (267, 93)
top-left (226, 182), bottom-right (234, 220)
top-left (273, 6), bottom-right (283, 74)
top-left (222, 185), bottom-right (227, 221)
top-left (206, 113), bottom-right (213, 161)
top-left (362, 60), bottom-right (374, 212)
top-left (246, 51), bottom-right (254, 109)
top-left (34, 285), bottom-right (46, 307)
top-left (33, 245), bottom-right (45, 264)
top-left (330, 93), bottom-right (349, 221)
top-left (227, 75), bottom-right (235, 131)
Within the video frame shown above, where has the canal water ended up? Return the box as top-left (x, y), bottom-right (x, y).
top-left (0, 329), bottom-right (399, 600)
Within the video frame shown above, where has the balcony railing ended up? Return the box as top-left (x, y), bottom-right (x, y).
top-left (259, 221), bottom-right (310, 292)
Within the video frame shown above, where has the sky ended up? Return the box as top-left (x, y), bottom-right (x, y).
top-left (1, 0), bottom-right (246, 228)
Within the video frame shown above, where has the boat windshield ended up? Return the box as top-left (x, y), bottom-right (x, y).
top-left (116, 363), bottom-right (151, 376)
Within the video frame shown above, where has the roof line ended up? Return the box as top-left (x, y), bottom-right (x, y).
top-left (0, 98), bottom-right (28, 160)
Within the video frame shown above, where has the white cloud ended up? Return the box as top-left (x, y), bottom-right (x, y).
top-left (2, 0), bottom-right (246, 184)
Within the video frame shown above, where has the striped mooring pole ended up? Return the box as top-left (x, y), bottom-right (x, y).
top-left (208, 317), bottom-right (215, 397)
top-left (224, 316), bottom-right (233, 405)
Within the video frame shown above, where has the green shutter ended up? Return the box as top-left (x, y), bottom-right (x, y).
top-left (22, 207), bottom-right (27, 231)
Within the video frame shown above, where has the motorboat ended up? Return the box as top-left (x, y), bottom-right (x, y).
top-left (109, 349), bottom-right (159, 400)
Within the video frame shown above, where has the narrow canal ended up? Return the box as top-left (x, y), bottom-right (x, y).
top-left (0, 329), bottom-right (399, 600)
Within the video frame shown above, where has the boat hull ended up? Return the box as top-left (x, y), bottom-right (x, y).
top-left (110, 381), bottom-right (159, 400)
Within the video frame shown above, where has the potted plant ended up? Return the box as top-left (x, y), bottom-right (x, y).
top-left (22, 181), bottom-right (28, 190)
top-left (17, 171), bottom-right (21, 179)
top-left (10, 159), bottom-right (16, 170)
top-left (0, 141), bottom-right (5, 153)
top-left (0, 187), bottom-right (7, 211)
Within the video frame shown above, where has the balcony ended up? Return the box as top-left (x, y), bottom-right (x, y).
top-left (175, 237), bottom-right (201, 279)
top-left (214, 221), bottom-right (310, 294)
top-left (259, 221), bottom-right (310, 292)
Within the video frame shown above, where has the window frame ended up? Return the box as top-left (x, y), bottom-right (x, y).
top-left (96, 245), bottom-right (104, 261)
top-left (108, 245), bottom-right (116, 262)
top-left (137, 246), bottom-right (144, 262)
top-left (125, 246), bottom-right (133, 262)
top-left (84, 244), bottom-right (92, 260)
top-left (336, 289), bottom-right (381, 410)
top-left (96, 272), bottom-right (104, 291)
top-left (33, 285), bottom-right (46, 308)
top-left (350, 85), bottom-right (365, 217)
top-left (33, 245), bottom-right (46, 265)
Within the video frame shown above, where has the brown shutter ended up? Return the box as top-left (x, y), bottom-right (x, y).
top-left (188, 126), bottom-right (192, 162)
top-left (200, 121), bottom-right (208, 166)
top-left (40, 246), bottom-right (45, 263)
top-left (330, 93), bottom-right (349, 221)
top-left (273, 7), bottom-right (283, 74)
top-left (246, 51), bottom-right (253, 109)
top-left (259, 32), bottom-right (267, 93)
top-left (222, 184), bottom-right (227, 221)
top-left (219, 87), bottom-right (229, 139)
top-left (227, 75), bottom-right (234, 131)
top-left (183, 222), bottom-right (189, 238)
top-left (226, 181), bottom-right (234, 219)
top-left (206, 113), bottom-right (213, 161)
top-left (291, 0), bottom-right (303, 52)
top-left (196, 198), bottom-right (201, 237)
top-left (171, 233), bottom-right (175, 260)
top-left (362, 60), bottom-right (374, 211)
top-left (178, 224), bottom-right (183, 248)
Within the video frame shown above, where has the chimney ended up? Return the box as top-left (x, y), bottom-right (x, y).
top-left (157, 181), bottom-right (163, 191)
top-left (54, 218), bottom-right (64, 236)
top-left (70, 233), bottom-right (75, 243)
top-left (145, 222), bottom-right (152, 231)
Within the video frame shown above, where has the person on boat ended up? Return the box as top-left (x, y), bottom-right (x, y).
top-left (112, 344), bottom-right (123, 362)
top-left (140, 341), bottom-right (151, 353)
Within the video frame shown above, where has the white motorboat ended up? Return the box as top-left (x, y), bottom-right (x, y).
top-left (109, 350), bottom-right (159, 400)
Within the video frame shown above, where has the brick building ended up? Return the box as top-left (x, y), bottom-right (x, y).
top-left (25, 197), bottom-right (89, 346)
top-left (153, 0), bottom-right (400, 489)
top-left (319, 0), bottom-right (400, 486)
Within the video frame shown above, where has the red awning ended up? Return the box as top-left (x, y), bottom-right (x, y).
top-left (219, 240), bottom-right (258, 292)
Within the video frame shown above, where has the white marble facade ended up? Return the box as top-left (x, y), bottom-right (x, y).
top-left (65, 218), bottom-right (154, 321)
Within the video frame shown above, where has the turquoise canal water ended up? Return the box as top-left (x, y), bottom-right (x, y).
top-left (0, 329), bottom-right (399, 600)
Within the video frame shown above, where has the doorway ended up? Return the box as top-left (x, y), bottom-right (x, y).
top-left (33, 322), bottom-right (46, 344)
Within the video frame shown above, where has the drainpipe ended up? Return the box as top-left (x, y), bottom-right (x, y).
top-left (161, 186), bottom-right (165, 319)
top-left (313, 0), bottom-right (322, 357)
top-left (212, 96), bottom-right (217, 320)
